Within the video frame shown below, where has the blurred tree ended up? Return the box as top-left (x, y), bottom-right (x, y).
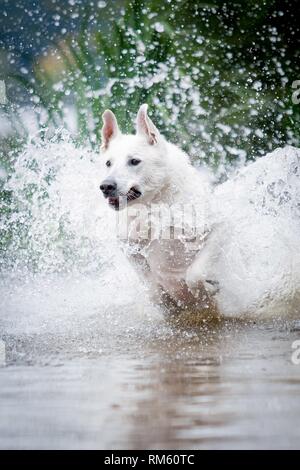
top-left (2, 0), bottom-right (300, 171)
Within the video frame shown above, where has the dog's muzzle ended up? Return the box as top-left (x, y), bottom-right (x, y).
top-left (100, 180), bottom-right (142, 210)
top-left (100, 179), bottom-right (117, 197)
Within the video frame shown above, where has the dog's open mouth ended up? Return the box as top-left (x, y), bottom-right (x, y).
top-left (108, 187), bottom-right (142, 210)
top-left (126, 187), bottom-right (142, 202)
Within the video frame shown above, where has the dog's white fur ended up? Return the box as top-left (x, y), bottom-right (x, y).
top-left (100, 104), bottom-right (300, 318)
top-left (100, 104), bottom-right (218, 315)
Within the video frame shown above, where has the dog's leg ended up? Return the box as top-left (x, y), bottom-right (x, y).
top-left (186, 230), bottom-right (220, 301)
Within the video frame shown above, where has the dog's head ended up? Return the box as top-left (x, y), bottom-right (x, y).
top-left (99, 104), bottom-right (168, 210)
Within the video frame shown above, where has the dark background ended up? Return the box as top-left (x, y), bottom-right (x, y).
top-left (0, 0), bottom-right (299, 167)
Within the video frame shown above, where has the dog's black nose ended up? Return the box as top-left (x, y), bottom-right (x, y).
top-left (100, 179), bottom-right (117, 196)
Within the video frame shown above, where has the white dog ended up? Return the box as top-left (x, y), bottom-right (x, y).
top-left (100, 104), bottom-right (300, 318)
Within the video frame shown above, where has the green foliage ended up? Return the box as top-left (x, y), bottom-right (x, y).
top-left (4, 0), bottom-right (300, 168)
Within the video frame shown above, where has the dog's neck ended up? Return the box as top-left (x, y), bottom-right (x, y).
top-left (152, 141), bottom-right (212, 206)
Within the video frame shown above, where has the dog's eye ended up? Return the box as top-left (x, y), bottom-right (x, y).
top-left (129, 158), bottom-right (141, 166)
top-left (106, 160), bottom-right (111, 167)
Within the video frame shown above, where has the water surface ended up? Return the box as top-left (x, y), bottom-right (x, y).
top-left (1, 295), bottom-right (300, 449)
top-left (1, 139), bottom-right (300, 449)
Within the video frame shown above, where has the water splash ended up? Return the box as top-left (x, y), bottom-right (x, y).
top-left (0, 136), bottom-right (300, 342)
top-left (0, 132), bottom-right (167, 344)
top-left (212, 146), bottom-right (300, 317)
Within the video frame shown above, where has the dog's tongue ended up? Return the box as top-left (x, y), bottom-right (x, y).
top-left (108, 196), bottom-right (119, 206)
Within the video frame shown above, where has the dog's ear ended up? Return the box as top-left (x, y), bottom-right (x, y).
top-left (136, 104), bottom-right (160, 145)
top-left (101, 110), bottom-right (120, 151)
